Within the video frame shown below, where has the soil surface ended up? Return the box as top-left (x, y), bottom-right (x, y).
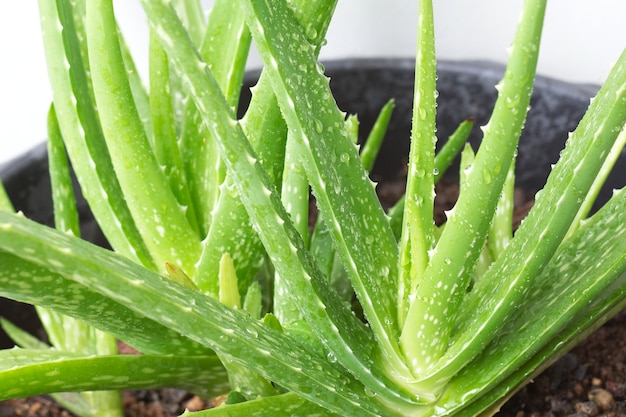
top-left (1, 179), bottom-right (625, 416)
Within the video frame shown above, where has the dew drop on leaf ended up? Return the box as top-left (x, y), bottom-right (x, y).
top-left (314, 119), bottom-right (324, 133)
top-left (364, 387), bottom-right (377, 397)
top-left (483, 169), bottom-right (492, 184)
top-left (305, 24), bottom-right (318, 42)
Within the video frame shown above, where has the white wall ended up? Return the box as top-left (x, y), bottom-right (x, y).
top-left (1, 1), bottom-right (624, 164)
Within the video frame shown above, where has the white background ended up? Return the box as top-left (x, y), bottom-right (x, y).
top-left (1, 1), bottom-right (624, 164)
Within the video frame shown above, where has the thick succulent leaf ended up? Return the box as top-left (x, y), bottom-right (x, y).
top-left (172, 0), bottom-right (206, 48)
top-left (195, 0), bottom-right (333, 296)
top-left (397, 0), bottom-right (437, 329)
top-left (178, 0), bottom-right (250, 238)
top-left (387, 118), bottom-right (474, 241)
top-left (39, 0), bottom-right (156, 269)
top-left (428, 43), bottom-right (626, 387)
top-left (181, 392), bottom-right (337, 417)
top-left (0, 182), bottom-right (12, 212)
top-left (0, 348), bottom-right (228, 399)
top-left (86, 0), bottom-right (201, 275)
top-left (148, 30), bottom-right (200, 235)
top-left (142, 0), bottom-right (416, 409)
top-left (0, 250), bottom-right (210, 356)
top-left (436, 187), bottom-right (626, 415)
top-left (400, 0), bottom-right (546, 378)
top-left (0, 213), bottom-right (388, 416)
top-left (0, 319), bottom-right (50, 350)
top-left (239, 0), bottom-right (421, 399)
top-left (360, 99), bottom-right (395, 172)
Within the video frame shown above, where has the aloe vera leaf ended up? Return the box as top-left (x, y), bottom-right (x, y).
top-left (42, 105), bottom-right (83, 351)
top-left (180, 392), bottom-right (337, 417)
top-left (148, 30), bottom-right (200, 236)
top-left (436, 187), bottom-right (626, 415)
top-left (0, 215), bottom-right (388, 416)
top-left (39, 0), bottom-right (156, 269)
top-left (487, 152), bottom-right (515, 261)
top-left (194, 0), bottom-right (333, 295)
top-left (0, 349), bottom-right (228, 400)
top-left (0, 182), bottom-right (13, 212)
top-left (388, 118), bottom-right (474, 241)
top-left (215, 255), bottom-right (275, 400)
top-left (187, 0), bottom-right (261, 294)
top-left (360, 100), bottom-right (395, 172)
top-left (0, 322), bottom-right (94, 416)
top-left (0, 319), bottom-right (50, 350)
top-left (179, 0), bottom-right (250, 238)
top-left (565, 123), bottom-right (626, 239)
top-left (119, 29), bottom-right (154, 145)
top-left (218, 255), bottom-right (277, 399)
top-left (173, 0), bottom-right (206, 48)
top-left (398, 0), bottom-right (437, 329)
top-left (141, 1), bottom-right (413, 409)
top-left (0, 251), bottom-right (211, 356)
top-left (309, 113), bottom-right (393, 304)
top-left (86, 0), bottom-right (201, 275)
top-left (43, 104), bottom-right (111, 360)
top-left (427, 44), bottom-right (626, 388)
top-left (433, 118), bottom-right (474, 182)
top-left (400, 0), bottom-right (546, 377)
top-left (274, 131), bottom-right (311, 326)
top-left (47, 104), bottom-right (120, 361)
top-left (47, 104), bottom-right (80, 237)
top-left (240, 0), bottom-right (418, 396)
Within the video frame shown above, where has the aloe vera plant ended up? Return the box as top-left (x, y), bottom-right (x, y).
top-left (1, 0), bottom-right (625, 415)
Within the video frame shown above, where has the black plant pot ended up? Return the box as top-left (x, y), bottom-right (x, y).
top-left (0, 59), bottom-right (619, 412)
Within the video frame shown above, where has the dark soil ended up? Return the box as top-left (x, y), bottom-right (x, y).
top-left (1, 178), bottom-right (625, 416)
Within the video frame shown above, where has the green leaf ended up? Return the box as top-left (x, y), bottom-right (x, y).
top-left (38, 0), bottom-right (156, 269)
top-left (398, 0), bottom-right (437, 331)
top-left (360, 99), bottom-right (395, 172)
top-left (431, 42), bottom-right (626, 389)
top-left (239, 0), bottom-right (419, 400)
top-left (148, 29), bottom-right (200, 235)
top-left (0, 348), bottom-right (228, 400)
top-left (47, 104), bottom-right (80, 237)
top-left (400, 0), bottom-right (546, 382)
top-left (181, 392), bottom-right (338, 417)
top-left (86, 0), bottom-right (201, 275)
top-left (0, 181), bottom-right (13, 213)
top-left (437, 187), bottom-right (626, 415)
top-left (0, 213), bottom-right (388, 416)
top-left (0, 319), bottom-right (49, 350)
top-left (0, 249), bottom-right (211, 356)
top-left (178, 0), bottom-right (250, 238)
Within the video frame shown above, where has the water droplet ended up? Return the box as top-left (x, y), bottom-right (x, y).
top-left (305, 25), bottom-right (318, 42)
top-left (364, 387), bottom-right (377, 397)
top-left (433, 168), bottom-right (439, 176)
top-left (418, 107), bottom-right (427, 120)
top-left (340, 153), bottom-right (350, 163)
top-left (326, 352), bottom-right (337, 363)
top-left (505, 94), bottom-right (520, 109)
top-left (444, 258), bottom-right (451, 265)
top-left (483, 169), bottom-right (492, 184)
top-left (314, 119), bottom-right (324, 133)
